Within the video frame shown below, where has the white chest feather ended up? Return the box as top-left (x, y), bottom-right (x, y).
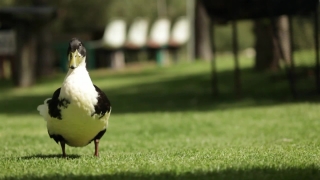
top-left (60, 66), bottom-right (98, 114)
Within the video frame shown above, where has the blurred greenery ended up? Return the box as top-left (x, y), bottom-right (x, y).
top-left (293, 16), bottom-right (317, 50)
top-left (0, 0), bottom-right (317, 51)
top-left (0, 0), bottom-right (186, 32)
top-left (215, 20), bottom-right (254, 51)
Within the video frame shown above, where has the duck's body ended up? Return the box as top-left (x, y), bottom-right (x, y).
top-left (44, 65), bottom-right (110, 147)
top-left (37, 38), bottom-right (111, 156)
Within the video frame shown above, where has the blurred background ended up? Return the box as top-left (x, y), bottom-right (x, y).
top-left (0, 0), bottom-right (319, 98)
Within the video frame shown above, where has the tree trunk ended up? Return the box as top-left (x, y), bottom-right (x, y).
top-left (12, 22), bottom-right (37, 87)
top-left (253, 18), bottom-right (281, 71)
top-left (195, 0), bottom-right (212, 61)
top-left (277, 15), bottom-right (291, 65)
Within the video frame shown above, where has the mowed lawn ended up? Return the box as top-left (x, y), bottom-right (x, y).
top-left (1, 53), bottom-right (320, 180)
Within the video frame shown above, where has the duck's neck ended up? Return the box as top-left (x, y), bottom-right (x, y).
top-left (65, 61), bottom-right (87, 79)
top-left (60, 63), bottom-right (97, 103)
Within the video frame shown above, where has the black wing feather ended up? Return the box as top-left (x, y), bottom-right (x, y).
top-left (47, 88), bottom-right (70, 120)
top-left (93, 85), bottom-right (111, 118)
top-left (47, 88), bottom-right (62, 120)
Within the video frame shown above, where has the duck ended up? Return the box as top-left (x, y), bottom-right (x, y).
top-left (37, 38), bottom-right (111, 157)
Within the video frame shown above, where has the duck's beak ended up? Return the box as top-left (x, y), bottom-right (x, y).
top-left (69, 50), bottom-right (81, 69)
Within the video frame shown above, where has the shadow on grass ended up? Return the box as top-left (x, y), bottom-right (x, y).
top-left (0, 67), bottom-right (319, 115)
top-left (21, 154), bottom-right (81, 159)
top-left (3, 167), bottom-right (320, 180)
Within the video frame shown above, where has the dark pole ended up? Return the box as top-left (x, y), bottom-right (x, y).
top-left (314, 5), bottom-right (320, 94)
top-left (232, 20), bottom-right (241, 97)
top-left (209, 21), bottom-right (218, 96)
top-left (288, 15), bottom-right (297, 98)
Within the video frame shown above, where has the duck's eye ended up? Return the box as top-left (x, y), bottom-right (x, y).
top-left (79, 43), bottom-right (82, 47)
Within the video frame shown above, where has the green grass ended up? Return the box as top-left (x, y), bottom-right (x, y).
top-left (1, 53), bottom-right (320, 180)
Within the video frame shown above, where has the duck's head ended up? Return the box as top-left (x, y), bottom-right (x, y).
top-left (67, 38), bottom-right (86, 70)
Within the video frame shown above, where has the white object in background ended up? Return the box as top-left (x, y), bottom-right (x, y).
top-left (101, 19), bottom-right (126, 49)
top-left (149, 18), bottom-right (171, 47)
top-left (127, 18), bottom-right (149, 48)
top-left (0, 30), bottom-right (16, 55)
top-left (170, 16), bottom-right (190, 45)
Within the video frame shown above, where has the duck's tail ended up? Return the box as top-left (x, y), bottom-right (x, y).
top-left (37, 98), bottom-right (51, 121)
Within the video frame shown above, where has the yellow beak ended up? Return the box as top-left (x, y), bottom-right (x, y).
top-left (69, 50), bottom-right (81, 69)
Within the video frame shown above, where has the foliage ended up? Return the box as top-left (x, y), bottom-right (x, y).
top-left (52, 0), bottom-right (186, 32)
top-left (0, 52), bottom-right (320, 179)
top-left (0, 0), bottom-right (14, 7)
top-left (292, 16), bottom-right (317, 50)
top-left (0, 0), bottom-right (186, 32)
top-left (0, 0), bottom-right (317, 52)
top-left (215, 20), bottom-right (254, 51)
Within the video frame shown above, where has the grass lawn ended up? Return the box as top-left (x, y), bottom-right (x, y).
top-left (0, 53), bottom-right (320, 180)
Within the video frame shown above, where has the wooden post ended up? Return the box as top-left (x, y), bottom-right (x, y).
top-left (232, 20), bottom-right (241, 97)
top-left (314, 5), bottom-right (320, 94)
top-left (209, 21), bottom-right (218, 96)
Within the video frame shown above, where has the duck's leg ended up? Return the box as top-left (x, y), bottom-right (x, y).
top-left (94, 139), bottom-right (99, 157)
top-left (60, 141), bottom-right (67, 158)
top-left (93, 129), bottom-right (106, 157)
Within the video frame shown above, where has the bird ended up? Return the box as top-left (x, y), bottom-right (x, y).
top-left (37, 38), bottom-right (111, 157)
